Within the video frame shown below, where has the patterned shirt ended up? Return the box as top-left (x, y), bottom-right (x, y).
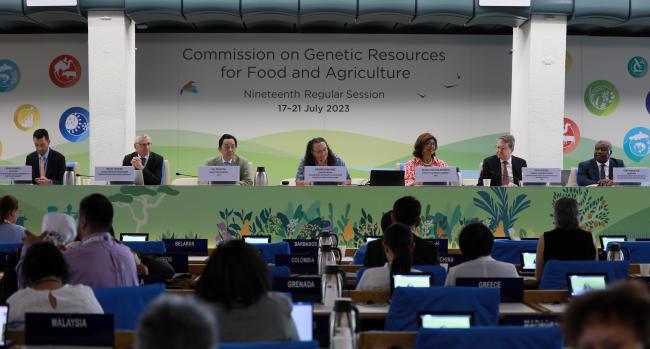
top-left (404, 157), bottom-right (448, 186)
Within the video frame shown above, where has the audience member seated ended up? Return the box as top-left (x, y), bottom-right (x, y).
top-left (7, 242), bottom-right (103, 327)
top-left (18, 193), bottom-right (138, 288)
top-left (363, 196), bottom-right (438, 267)
top-left (563, 281), bottom-right (650, 349)
top-left (445, 223), bottom-right (518, 286)
top-left (404, 133), bottom-right (448, 186)
top-left (535, 197), bottom-right (597, 280)
top-left (295, 137), bottom-right (351, 186)
top-left (136, 295), bottom-right (218, 349)
top-left (196, 240), bottom-right (298, 342)
top-left (0, 195), bottom-right (25, 243)
top-left (357, 223), bottom-right (419, 291)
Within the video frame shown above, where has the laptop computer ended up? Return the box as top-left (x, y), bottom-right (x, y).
top-left (364, 235), bottom-right (382, 243)
top-left (244, 236), bottom-right (272, 244)
top-left (0, 305), bottom-right (11, 348)
top-left (391, 273), bottom-right (432, 289)
top-left (519, 250), bottom-right (537, 275)
top-left (417, 311), bottom-right (473, 329)
top-left (120, 233), bottom-right (149, 242)
top-left (369, 170), bottom-right (404, 186)
top-left (567, 273), bottom-right (608, 297)
top-left (599, 235), bottom-right (627, 249)
top-left (291, 302), bottom-right (313, 341)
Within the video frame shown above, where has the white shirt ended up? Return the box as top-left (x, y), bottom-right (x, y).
top-left (444, 256), bottom-right (519, 286)
top-left (356, 263), bottom-right (420, 292)
top-left (7, 284), bottom-right (104, 326)
top-left (596, 160), bottom-right (610, 180)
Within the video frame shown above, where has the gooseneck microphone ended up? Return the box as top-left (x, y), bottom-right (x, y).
top-left (175, 172), bottom-right (198, 178)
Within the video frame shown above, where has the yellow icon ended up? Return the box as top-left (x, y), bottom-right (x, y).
top-left (14, 104), bottom-right (41, 131)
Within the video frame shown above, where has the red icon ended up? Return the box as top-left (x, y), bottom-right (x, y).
top-left (563, 117), bottom-right (580, 153)
top-left (49, 55), bottom-right (81, 88)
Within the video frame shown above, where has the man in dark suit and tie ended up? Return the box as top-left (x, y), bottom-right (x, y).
top-left (478, 134), bottom-right (527, 186)
top-left (122, 134), bottom-right (164, 185)
top-left (577, 140), bottom-right (625, 186)
top-left (25, 129), bottom-right (66, 185)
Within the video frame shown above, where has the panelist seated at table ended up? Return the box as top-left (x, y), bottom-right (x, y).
top-left (295, 137), bottom-right (351, 186)
top-left (478, 134), bottom-right (527, 187)
top-left (404, 132), bottom-right (448, 186)
top-left (122, 134), bottom-right (164, 185)
top-left (205, 133), bottom-right (253, 186)
top-left (25, 128), bottom-right (66, 185)
top-left (445, 223), bottom-right (518, 286)
top-left (577, 140), bottom-right (625, 187)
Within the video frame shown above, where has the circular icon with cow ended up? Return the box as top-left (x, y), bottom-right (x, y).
top-left (49, 55), bottom-right (81, 88)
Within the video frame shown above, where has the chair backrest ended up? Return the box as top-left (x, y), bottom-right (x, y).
top-left (491, 240), bottom-right (538, 264)
top-left (566, 168), bottom-right (578, 187)
top-left (0, 242), bottom-right (22, 253)
top-left (161, 159), bottom-right (171, 185)
top-left (122, 241), bottom-right (166, 254)
top-left (171, 177), bottom-right (198, 186)
top-left (609, 242), bottom-right (650, 263)
top-left (257, 242), bottom-right (291, 263)
top-left (269, 265), bottom-right (291, 279)
top-left (386, 287), bottom-right (500, 330)
top-left (221, 341), bottom-right (319, 349)
top-left (352, 244), bottom-right (367, 264)
top-left (414, 327), bottom-right (563, 349)
top-left (93, 283), bottom-right (165, 330)
top-left (539, 260), bottom-right (629, 290)
top-left (413, 265), bottom-right (447, 286)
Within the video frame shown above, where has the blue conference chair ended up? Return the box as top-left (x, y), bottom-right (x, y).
top-left (269, 265), bottom-right (291, 278)
top-left (352, 244), bottom-right (367, 264)
top-left (122, 241), bottom-right (166, 255)
top-left (258, 242), bottom-right (290, 263)
top-left (93, 283), bottom-right (165, 330)
top-left (539, 260), bottom-right (629, 290)
top-left (414, 327), bottom-right (562, 349)
top-left (221, 341), bottom-right (319, 349)
top-left (0, 242), bottom-right (22, 253)
top-left (491, 240), bottom-right (537, 264)
top-left (607, 242), bottom-right (650, 263)
top-left (386, 287), bottom-right (500, 330)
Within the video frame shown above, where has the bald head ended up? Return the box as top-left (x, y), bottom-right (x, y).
top-left (594, 140), bottom-right (612, 163)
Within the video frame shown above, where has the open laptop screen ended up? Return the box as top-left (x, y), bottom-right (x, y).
top-left (567, 274), bottom-right (608, 296)
top-left (0, 305), bottom-right (7, 346)
top-left (599, 235), bottom-right (627, 249)
top-left (520, 251), bottom-right (537, 272)
top-left (418, 312), bottom-right (473, 329)
top-left (291, 302), bottom-right (313, 341)
top-left (120, 233), bottom-right (148, 242)
top-left (392, 274), bottom-right (432, 289)
top-left (244, 236), bottom-right (272, 244)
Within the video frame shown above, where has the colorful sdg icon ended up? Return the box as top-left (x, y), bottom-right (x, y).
top-left (623, 127), bottom-right (650, 162)
top-left (0, 59), bottom-right (20, 93)
top-left (14, 104), bottom-right (41, 131)
top-left (59, 107), bottom-right (90, 142)
top-left (584, 80), bottom-right (619, 116)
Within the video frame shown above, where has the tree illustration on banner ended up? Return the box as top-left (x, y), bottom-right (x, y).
top-left (550, 188), bottom-right (609, 234)
top-left (473, 188), bottom-right (531, 238)
top-left (108, 186), bottom-right (180, 234)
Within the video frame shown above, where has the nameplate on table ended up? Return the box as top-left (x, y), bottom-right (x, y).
top-left (522, 168), bottom-right (561, 184)
top-left (455, 277), bottom-right (524, 302)
top-left (438, 253), bottom-right (467, 267)
top-left (0, 166), bottom-right (32, 181)
top-left (25, 313), bottom-right (114, 347)
top-left (276, 253), bottom-right (319, 274)
top-left (95, 166), bottom-right (134, 182)
top-left (500, 314), bottom-right (560, 327)
top-left (157, 253), bottom-right (189, 273)
top-left (613, 167), bottom-right (649, 184)
top-left (272, 276), bottom-right (322, 302)
top-left (415, 166), bottom-right (457, 183)
top-left (163, 239), bottom-right (208, 256)
top-left (304, 166), bottom-right (347, 183)
top-left (283, 239), bottom-right (319, 254)
top-left (198, 166), bottom-right (239, 183)
top-left (425, 238), bottom-right (448, 254)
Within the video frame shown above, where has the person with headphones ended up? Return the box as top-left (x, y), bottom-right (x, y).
top-left (577, 140), bottom-right (625, 186)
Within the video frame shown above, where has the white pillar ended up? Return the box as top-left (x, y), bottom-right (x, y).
top-left (87, 11), bottom-right (136, 174)
top-left (510, 14), bottom-right (567, 168)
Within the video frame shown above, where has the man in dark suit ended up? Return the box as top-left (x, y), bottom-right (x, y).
top-left (478, 134), bottom-right (527, 186)
top-left (577, 140), bottom-right (625, 186)
top-left (122, 134), bottom-right (164, 185)
top-left (25, 129), bottom-right (66, 185)
top-left (363, 196), bottom-right (438, 267)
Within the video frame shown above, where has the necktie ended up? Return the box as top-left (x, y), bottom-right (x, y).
top-left (39, 156), bottom-right (45, 177)
top-left (224, 160), bottom-right (230, 166)
top-left (502, 161), bottom-right (510, 185)
top-left (600, 163), bottom-right (606, 180)
top-left (140, 157), bottom-right (147, 167)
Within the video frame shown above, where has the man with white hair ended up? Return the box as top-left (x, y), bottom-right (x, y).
top-left (122, 134), bottom-right (164, 185)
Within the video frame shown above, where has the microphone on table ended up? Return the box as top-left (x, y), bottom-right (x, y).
top-left (175, 172), bottom-right (198, 178)
top-left (75, 174), bottom-right (95, 178)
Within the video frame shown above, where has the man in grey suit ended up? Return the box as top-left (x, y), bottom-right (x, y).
top-left (205, 134), bottom-right (253, 185)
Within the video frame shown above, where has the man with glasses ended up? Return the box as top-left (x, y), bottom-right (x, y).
top-left (205, 134), bottom-right (253, 185)
top-left (478, 134), bottom-right (527, 186)
top-left (122, 134), bottom-right (164, 185)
